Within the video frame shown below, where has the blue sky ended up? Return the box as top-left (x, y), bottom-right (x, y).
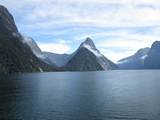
top-left (1, 0), bottom-right (160, 62)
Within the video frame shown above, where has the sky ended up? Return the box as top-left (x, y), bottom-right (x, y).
top-left (1, 0), bottom-right (160, 62)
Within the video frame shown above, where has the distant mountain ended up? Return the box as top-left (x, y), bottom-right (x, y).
top-left (117, 48), bottom-right (150, 69)
top-left (43, 52), bottom-right (71, 67)
top-left (64, 38), bottom-right (118, 71)
top-left (23, 37), bottom-right (70, 67)
top-left (0, 5), bottom-right (56, 74)
top-left (24, 35), bottom-right (160, 70)
top-left (118, 40), bottom-right (160, 69)
top-left (144, 41), bottom-right (160, 69)
top-left (25, 37), bottom-right (117, 70)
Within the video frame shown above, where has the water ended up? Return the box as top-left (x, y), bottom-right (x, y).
top-left (0, 70), bottom-right (160, 120)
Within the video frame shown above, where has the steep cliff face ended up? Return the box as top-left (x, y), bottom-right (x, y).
top-left (0, 5), bottom-right (56, 74)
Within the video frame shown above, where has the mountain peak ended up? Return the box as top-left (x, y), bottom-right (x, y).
top-left (78, 37), bottom-right (104, 58)
top-left (80, 37), bottom-right (96, 48)
top-left (85, 37), bottom-right (94, 43)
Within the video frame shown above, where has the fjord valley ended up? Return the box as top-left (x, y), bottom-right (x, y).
top-left (1, 5), bottom-right (160, 74)
top-left (1, 3), bottom-right (160, 120)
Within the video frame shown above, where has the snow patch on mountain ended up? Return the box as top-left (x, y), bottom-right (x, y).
top-left (81, 43), bottom-right (103, 57)
top-left (141, 55), bottom-right (148, 60)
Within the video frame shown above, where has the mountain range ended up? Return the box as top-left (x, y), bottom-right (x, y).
top-left (26, 36), bottom-right (118, 71)
top-left (117, 41), bottom-right (160, 69)
top-left (1, 5), bottom-right (160, 74)
top-left (117, 47), bottom-right (150, 69)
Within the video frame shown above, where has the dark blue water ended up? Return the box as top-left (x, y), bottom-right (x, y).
top-left (0, 70), bottom-right (160, 120)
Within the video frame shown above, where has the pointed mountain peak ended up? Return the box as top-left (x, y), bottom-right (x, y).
top-left (78, 37), bottom-right (103, 57)
top-left (80, 37), bottom-right (96, 48)
top-left (84, 37), bottom-right (94, 44)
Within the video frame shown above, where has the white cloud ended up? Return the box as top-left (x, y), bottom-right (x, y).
top-left (31, 0), bottom-right (160, 27)
top-left (101, 49), bottom-right (136, 63)
top-left (37, 42), bottom-right (71, 54)
top-left (3, 0), bottom-right (160, 28)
